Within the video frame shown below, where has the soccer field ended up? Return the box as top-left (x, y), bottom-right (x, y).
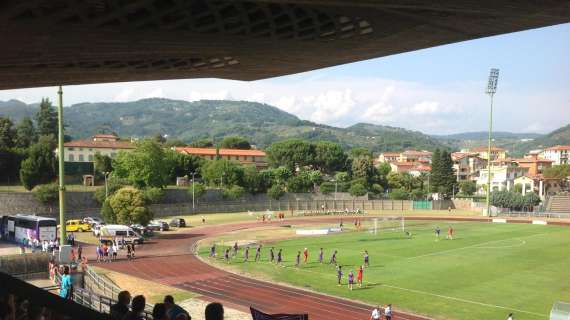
top-left (202, 220), bottom-right (570, 320)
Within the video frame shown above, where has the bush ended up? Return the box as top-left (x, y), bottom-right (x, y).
top-left (459, 181), bottom-right (477, 196)
top-left (370, 184), bottom-right (384, 195)
top-left (319, 182), bottom-right (335, 194)
top-left (390, 188), bottom-right (410, 200)
top-left (108, 187), bottom-right (153, 225)
top-left (222, 185), bottom-right (245, 200)
top-left (523, 192), bottom-right (541, 208)
top-left (33, 184), bottom-right (59, 205)
top-left (411, 189), bottom-right (426, 200)
top-left (268, 184), bottom-right (285, 200)
top-left (286, 175), bottom-right (312, 193)
top-left (93, 176), bottom-right (128, 204)
top-left (101, 199), bottom-right (115, 224)
top-left (348, 183), bottom-right (367, 197)
top-left (143, 187), bottom-right (164, 204)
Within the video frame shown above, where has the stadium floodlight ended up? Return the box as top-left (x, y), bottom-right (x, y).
top-left (485, 68), bottom-right (499, 217)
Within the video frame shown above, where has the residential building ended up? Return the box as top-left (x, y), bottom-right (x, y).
top-left (62, 134), bottom-right (134, 163)
top-left (399, 150), bottom-right (433, 163)
top-left (542, 145), bottom-right (570, 165)
top-left (469, 146), bottom-right (507, 161)
top-left (377, 152), bottom-right (400, 163)
top-left (389, 162), bottom-right (431, 177)
top-left (512, 154), bottom-right (553, 176)
top-left (513, 175), bottom-right (564, 200)
top-left (476, 165), bottom-right (529, 193)
top-left (175, 147), bottom-right (268, 170)
top-left (451, 152), bottom-right (487, 182)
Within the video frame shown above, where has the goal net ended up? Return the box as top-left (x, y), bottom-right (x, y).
top-left (370, 216), bottom-right (405, 234)
top-left (551, 301), bottom-right (570, 320)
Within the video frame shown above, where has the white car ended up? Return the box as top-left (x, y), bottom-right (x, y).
top-left (83, 217), bottom-right (104, 226)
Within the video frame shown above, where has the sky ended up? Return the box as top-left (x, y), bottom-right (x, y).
top-left (0, 23), bottom-right (568, 135)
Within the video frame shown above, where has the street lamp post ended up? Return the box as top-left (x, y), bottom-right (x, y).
top-left (191, 172), bottom-right (196, 210)
top-left (57, 86), bottom-right (66, 246)
top-left (485, 68), bottom-right (500, 217)
top-left (104, 172), bottom-right (110, 199)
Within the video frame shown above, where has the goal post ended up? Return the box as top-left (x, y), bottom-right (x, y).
top-left (374, 216), bottom-right (406, 234)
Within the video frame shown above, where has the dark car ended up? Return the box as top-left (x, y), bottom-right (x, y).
top-left (169, 218), bottom-right (186, 228)
top-left (148, 220), bottom-right (170, 231)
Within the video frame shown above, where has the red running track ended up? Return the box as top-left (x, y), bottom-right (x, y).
top-left (96, 217), bottom-right (438, 320)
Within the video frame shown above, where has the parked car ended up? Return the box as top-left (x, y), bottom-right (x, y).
top-left (92, 224), bottom-right (103, 237)
top-left (148, 220), bottom-right (169, 231)
top-left (99, 225), bottom-right (144, 244)
top-left (64, 219), bottom-right (91, 232)
top-left (83, 217), bottom-right (104, 226)
top-left (130, 224), bottom-right (153, 236)
top-left (169, 218), bottom-right (186, 228)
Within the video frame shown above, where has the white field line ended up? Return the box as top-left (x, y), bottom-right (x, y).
top-left (407, 232), bottom-right (547, 260)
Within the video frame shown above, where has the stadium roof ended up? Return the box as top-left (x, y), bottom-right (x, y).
top-left (0, 1), bottom-right (568, 90)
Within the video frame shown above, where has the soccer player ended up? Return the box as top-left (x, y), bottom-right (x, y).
top-left (447, 225), bottom-right (454, 240)
top-left (233, 241), bottom-right (239, 256)
top-left (318, 248), bottom-right (324, 264)
top-left (295, 251), bottom-right (301, 266)
top-left (303, 248), bottom-right (309, 263)
top-left (363, 250), bottom-right (369, 267)
top-left (507, 313), bottom-right (514, 320)
top-left (255, 244), bottom-right (262, 262)
top-left (329, 250), bottom-right (338, 265)
top-left (269, 247), bottom-right (275, 263)
top-left (277, 249), bottom-right (283, 264)
top-left (336, 265), bottom-right (343, 286)
top-left (209, 244), bottom-right (216, 258)
top-left (370, 306), bottom-right (381, 320)
top-left (348, 270), bottom-right (354, 290)
top-left (435, 226), bottom-right (441, 241)
top-left (384, 304), bottom-right (392, 320)
top-left (357, 266), bottom-right (364, 288)
top-left (224, 248), bottom-right (230, 263)
top-left (244, 246), bottom-right (249, 262)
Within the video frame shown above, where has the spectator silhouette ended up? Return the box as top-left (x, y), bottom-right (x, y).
top-left (110, 291), bottom-right (131, 320)
top-left (164, 295), bottom-right (190, 320)
top-left (152, 303), bottom-right (168, 320)
top-left (205, 302), bottom-right (224, 320)
top-left (123, 295), bottom-right (146, 320)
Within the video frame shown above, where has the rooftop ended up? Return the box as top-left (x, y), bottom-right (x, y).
top-left (470, 146), bottom-right (506, 152)
top-left (175, 147), bottom-right (266, 157)
top-left (544, 145), bottom-right (570, 151)
top-left (64, 139), bottom-right (134, 149)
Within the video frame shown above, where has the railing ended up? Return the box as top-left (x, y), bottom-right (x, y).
top-left (72, 287), bottom-right (153, 320)
top-left (498, 211), bottom-right (570, 219)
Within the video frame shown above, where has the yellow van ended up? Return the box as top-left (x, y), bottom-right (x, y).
top-left (65, 219), bottom-right (91, 232)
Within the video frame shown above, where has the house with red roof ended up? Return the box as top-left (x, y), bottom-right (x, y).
top-left (62, 133), bottom-right (134, 163)
top-left (175, 147), bottom-right (268, 170)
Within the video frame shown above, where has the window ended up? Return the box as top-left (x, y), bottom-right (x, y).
top-left (79, 148), bottom-right (83, 151)
top-left (89, 148), bottom-right (93, 151)
top-left (88, 155), bottom-right (94, 161)
top-left (235, 156), bottom-right (239, 160)
top-left (68, 154), bottom-right (75, 162)
top-left (78, 154), bottom-right (84, 162)
top-left (68, 147), bottom-right (74, 151)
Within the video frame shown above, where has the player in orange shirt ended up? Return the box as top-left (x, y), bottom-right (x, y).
top-left (303, 248), bottom-right (309, 263)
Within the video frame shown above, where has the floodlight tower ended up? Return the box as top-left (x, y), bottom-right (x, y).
top-left (485, 68), bottom-right (499, 216)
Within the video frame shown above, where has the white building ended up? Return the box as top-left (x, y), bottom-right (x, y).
top-left (542, 145), bottom-right (570, 165)
top-left (476, 165), bottom-right (529, 193)
top-left (62, 134), bottom-right (134, 163)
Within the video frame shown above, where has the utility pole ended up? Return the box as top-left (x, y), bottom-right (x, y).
top-left (485, 68), bottom-right (499, 217)
top-left (191, 172), bottom-right (196, 210)
top-left (104, 172), bottom-right (110, 199)
top-left (57, 86), bottom-right (66, 246)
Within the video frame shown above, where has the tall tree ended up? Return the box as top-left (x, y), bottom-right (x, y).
top-left (201, 159), bottom-right (244, 187)
top-left (15, 117), bottom-right (36, 148)
top-left (220, 136), bottom-right (251, 150)
top-left (430, 149), bottom-right (442, 192)
top-left (267, 139), bottom-right (315, 170)
top-left (94, 153), bottom-right (113, 174)
top-left (19, 136), bottom-right (57, 190)
top-left (0, 117), bottom-right (16, 149)
top-left (113, 139), bottom-right (171, 188)
top-left (349, 147), bottom-right (373, 159)
top-left (313, 141), bottom-right (347, 173)
top-left (164, 150), bottom-right (204, 182)
top-left (440, 150), bottom-right (457, 195)
top-left (351, 156), bottom-right (375, 184)
top-left (35, 98), bottom-right (58, 137)
top-left (190, 139), bottom-right (214, 148)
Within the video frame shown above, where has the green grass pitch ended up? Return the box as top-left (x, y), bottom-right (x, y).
top-left (201, 220), bottom-right (570, 320)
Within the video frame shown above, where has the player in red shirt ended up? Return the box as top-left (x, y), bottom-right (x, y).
top-left (357, 265), bottom-right (364, 288)
top-left (447, 225), bottom-right (454, 240)
top-left (303, 248), bottom-right (309, 263)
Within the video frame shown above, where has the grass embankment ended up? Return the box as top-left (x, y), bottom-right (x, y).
top-left (200, 220), bottom-right (570, 320)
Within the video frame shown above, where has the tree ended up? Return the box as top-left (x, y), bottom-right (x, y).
top-left (93, 176), bottom-right (128, 204)
top-left (188, 182), bottom-right (206, 202)
top-left (15, 117), bottom-right (36, 148)
top-left (143, 187), bottom-right (165, 204)
top-left (319, 181), bottom-right (335, 194)
top-left (313, 141), bottom-right (347, 173)
top-left (101, 199), bottom-right (115, 224)
top-left (267, 184), bottom-right (285, 200)
top-left (544, 164), bottom-right (570, 179)
top-left (523, 192), bottom-right (541, 208)
top-left (377, 162), bottom-right (392, 176)
top-left (201, 159), bottom-right (244, 187)
top-left (334, 172), bottom-right (350, 183)
top-left (222, 185), bottom-right (245, 200)
top-left (190, 139), bottom-right (213, 148)
top-left (459, 181), bottom-right (477, 196)
top-left (163, 139), bottom-right (188, 148)
top-left (440, 151), bottom-right (457, 195)
top-left (267, 166), bottom-right (293, 185)
top-left (348, 183), bottom-right (367, 197)
top-left (243, 166), bottom-right (271, 194)
top-left (33, 184), bottom-right (59, 205)
top-left (35, 98), bottom-right (58, 137)
top-left (390, 188), bottom-right (410, 200)
top-left (19, 137), bottom-right (57, 190)
top-left (410, 189), bottom-right (426, 200)
top-left (349, 147), bottom-right (372, 159)
top-left (153, 134), bottom-right (166, 144)
top-left (430, 149), bottom-right (442, 192)
top-left (370, 183), bottom-right (384, 195)
top-left (0, 117), bottom-right (16, 149)
top-left (113, 140), bottom-right (171, 188)
top-left (286, 175), bottom-right (312, 193)
top-left (351, 156), bottom-right (375, 184)
top-left (108, 187), bottom-right (153, 225)
top-left (0, 148), bottom-right (26, 184)
top-left (164, 150), bottom-right (203, 182)
top-left (94, 153), bottom-right (113, 174)
top-left (267, 139), bottom-right (315, 170)
top-left (513, 184), bottom-right (523, 194)
top-left (220, 136), bottom-right (251, 150)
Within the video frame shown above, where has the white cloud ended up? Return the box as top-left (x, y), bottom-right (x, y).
top-left (113, 88), bottom-right (134, 102)
top-left (409, 101), bottom-right (440, 114)
top-left (143, 88), bottom-right (164, 99)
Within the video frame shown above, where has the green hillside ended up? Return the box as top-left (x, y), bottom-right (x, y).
top-left (0, 98), bottom-right (449, 152)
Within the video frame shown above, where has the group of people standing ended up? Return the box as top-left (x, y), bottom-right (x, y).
top-left (96, 240), bottom-right (135, 262)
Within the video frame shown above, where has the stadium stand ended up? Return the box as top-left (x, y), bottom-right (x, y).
top-left (547, 193), bottom-right (570, 213)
